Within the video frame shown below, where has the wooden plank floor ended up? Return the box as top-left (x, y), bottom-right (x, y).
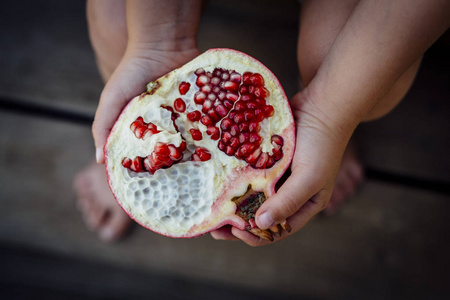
top-left (1, 0), bottom-right (449, 299)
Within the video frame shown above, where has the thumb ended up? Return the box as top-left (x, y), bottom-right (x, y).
top-left (255, 169), bottom-right (322, 230)
top-left (92, 60), bottom-right (149, 163)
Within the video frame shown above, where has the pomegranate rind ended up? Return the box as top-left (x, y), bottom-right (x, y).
top-left (105, 48), bottom-right (295, 238)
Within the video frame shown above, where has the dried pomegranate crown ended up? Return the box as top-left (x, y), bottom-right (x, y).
top-left (105, 49), bottom-right (295, 240)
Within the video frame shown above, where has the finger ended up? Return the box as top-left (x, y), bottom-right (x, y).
top-left (255, 169), bottom-right (324, 230)
top-left (287, 189), bottom-right (331, 232)
top-left (230, 227), bottom-right (273, 247)
top-left (92, 60), bottom-right (149, 163)
top-left (210, 226), bottom-right (240, 241)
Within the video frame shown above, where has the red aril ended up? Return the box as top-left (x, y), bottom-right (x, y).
top-left (105, 49), bottom-right (295, 240)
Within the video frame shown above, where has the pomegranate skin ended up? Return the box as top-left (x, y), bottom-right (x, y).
top-left (105, 48), bottom-right (295, 239)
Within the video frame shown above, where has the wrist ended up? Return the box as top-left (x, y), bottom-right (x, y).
top-left (291, 87), bottom-right (359, 145)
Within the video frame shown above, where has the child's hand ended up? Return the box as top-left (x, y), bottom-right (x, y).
top-left (211, 89), bottom-right (352, 246)
top-left (92, 47), bottom-right (200, 164)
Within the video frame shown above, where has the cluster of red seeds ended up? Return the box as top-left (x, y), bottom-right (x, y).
top-left (121, 67), bottom-right (285, 173)
top-left (130, 117), bottom-right (160, 139)
top-left (215, 71), bottom-right (282, 168)
top-left (122, 141), bottom-right (186, 173)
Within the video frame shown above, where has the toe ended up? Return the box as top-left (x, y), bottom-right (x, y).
top-left (98, 208), bottom-right (132, 242)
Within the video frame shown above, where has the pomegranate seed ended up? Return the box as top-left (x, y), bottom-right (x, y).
top-left (255, 98), bottom-right (266, 106)
top-left (143, 129), bottom-right (158, 139)
top-left (196, 75), bottom-right (209, 87)
top-left (208, 93), bottom-right (217, 101)
top-left (213, 86), bottom-right (221, 94)
top-left (201, 84), bottom-right (212, 93)
top-left (239, 85), bottom-right (248, 95)
top-left (247, 101), bottom-right (257, 110)
top-left (239, 142), bottom-right (256, 156)
top-left (228, 111), bottom-right (236, 120)
top-left (211, 77), bottom-right (220, 85)
top-left (229, 124), bottom-right (239, 136)
top-left (223, 99), bottom-right (234, 110)
top-left (242, 72), bottom-right (252, 85)
top-left (135, 125), bottom-right (148, 139)
top-left (179, 141), bottom-right (187, 152)
top-left (218, 140), bottom-right (226, 151)
top-left (233, 113), bottom-right (245, 124)
top-left (194, 92), bottom-right (206, 104)
top-left (214, 68), bottom-right (222, 77)
top-left (203, 99), bottom-right (213, 111)
top-left (246, 147), bottom-right (262, 165)
top-left (221, 131), bottom-right (232, 144)
top-left (244, 109), bottom-right (254, 121)
top-left (179, 82), bottom-right (190, 95)
top-left (207, 109), bottom-right (219, 122)
top-left (240, 94), bottom-right (254, 102)
top-left (174, 98), bottom-right (186, 112)
top-left (249, 122), bottom-right (260, 133)
top-left (248, 85), bottom-right (255, 94)
top-left (255, 152), bottom-right (269, 169)
top-left (206, 71), bottom-right (213, 78)
top-left (249, 133), bottom-right (262, 145)
top-left (122, 157), bottom-right (132, 168)
top-left (250, 73), bottom-right (264, 86)
top-left (225, 146), bottom-right (235, 156)
top-left (239, 122), bottom-right (249, 132)
top-left (206, 126), bottom-right (220, 140)
top-left (130, 119), bottom-right (143, 133)
top-left (201, 115), bottom-right (213, 126)
top-left (221, 72), bottom-right (230, 81)
top-left (215, 104), bottom-right (228, 117)
top-left (154, 142), bottom-right (170, 156)
top-left (226, 92), bottom-right (239, 102)
top-left (254, 86), bottom-right (269, 98)
top-left (264, 105), bottom-right (274, 117)
top-left (218, 91), bottom-right (227, 101)
top-left (195, 147), bottom-right (211, 161)
top-left (234, 102), bottom-right (246, 112)
top-left (224, 81), bottom-right (239, 92)
top-left (190, 128), bottom-right (202, 141)
top-left (148, 123), bottom-right (158, 131)
top-left (272, 148), bottom-right (283, 160)
top-left (168, 145), bottom-right (183, 161)
top-left (229, 137), bottom-right (240, 149)
top-left (143, 157), bottom-right (152, 172)
top-left (220, 117), bottom-right (233, 130)
top-left (187, 110), bottom-right (201, 122)
top-left (151, 152), bottom-right (164, 168)
top-left (194, 68), bottom-right (205, 75)
top-left (266, 156), bottom-right (275, 168)
top-left (131, 157), bottom-right (143, 172)
top-left (191, 153), bottom-right (201, 161)
top-left (239, 132), bottom-right (249, 143)
top-left (230, 72), bottom-right (241, 83)
top-left (254, 108), bottom-right (265, 122)
top-left (271, 135), bottom-right (284, 146)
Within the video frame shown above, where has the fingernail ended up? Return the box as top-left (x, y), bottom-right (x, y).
top-left (96, 147), bottom-right (104, 164)
top-left (257, 212), bottom-right (275, 229)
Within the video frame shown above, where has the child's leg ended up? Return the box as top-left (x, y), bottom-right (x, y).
top-left (297, 0), bottom-right (421, 213)
top-left (74, 0), bottom-right (131, 242)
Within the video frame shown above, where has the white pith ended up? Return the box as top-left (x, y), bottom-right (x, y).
top-left (105, 49), bottom-right (294, 237)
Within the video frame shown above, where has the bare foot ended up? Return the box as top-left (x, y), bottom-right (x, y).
top-left (74, 162), bottom-right (133, 242)
top-left (325, 141), bottom-right (364, 215)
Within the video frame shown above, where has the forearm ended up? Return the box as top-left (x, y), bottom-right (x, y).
top-left (305, 0), bottom-right (450, 135)
top-left (126, 0), bottom-right (203, 52)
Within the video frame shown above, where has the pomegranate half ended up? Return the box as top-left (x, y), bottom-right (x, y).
top-left (105, 49), bottom-right (295, 240)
